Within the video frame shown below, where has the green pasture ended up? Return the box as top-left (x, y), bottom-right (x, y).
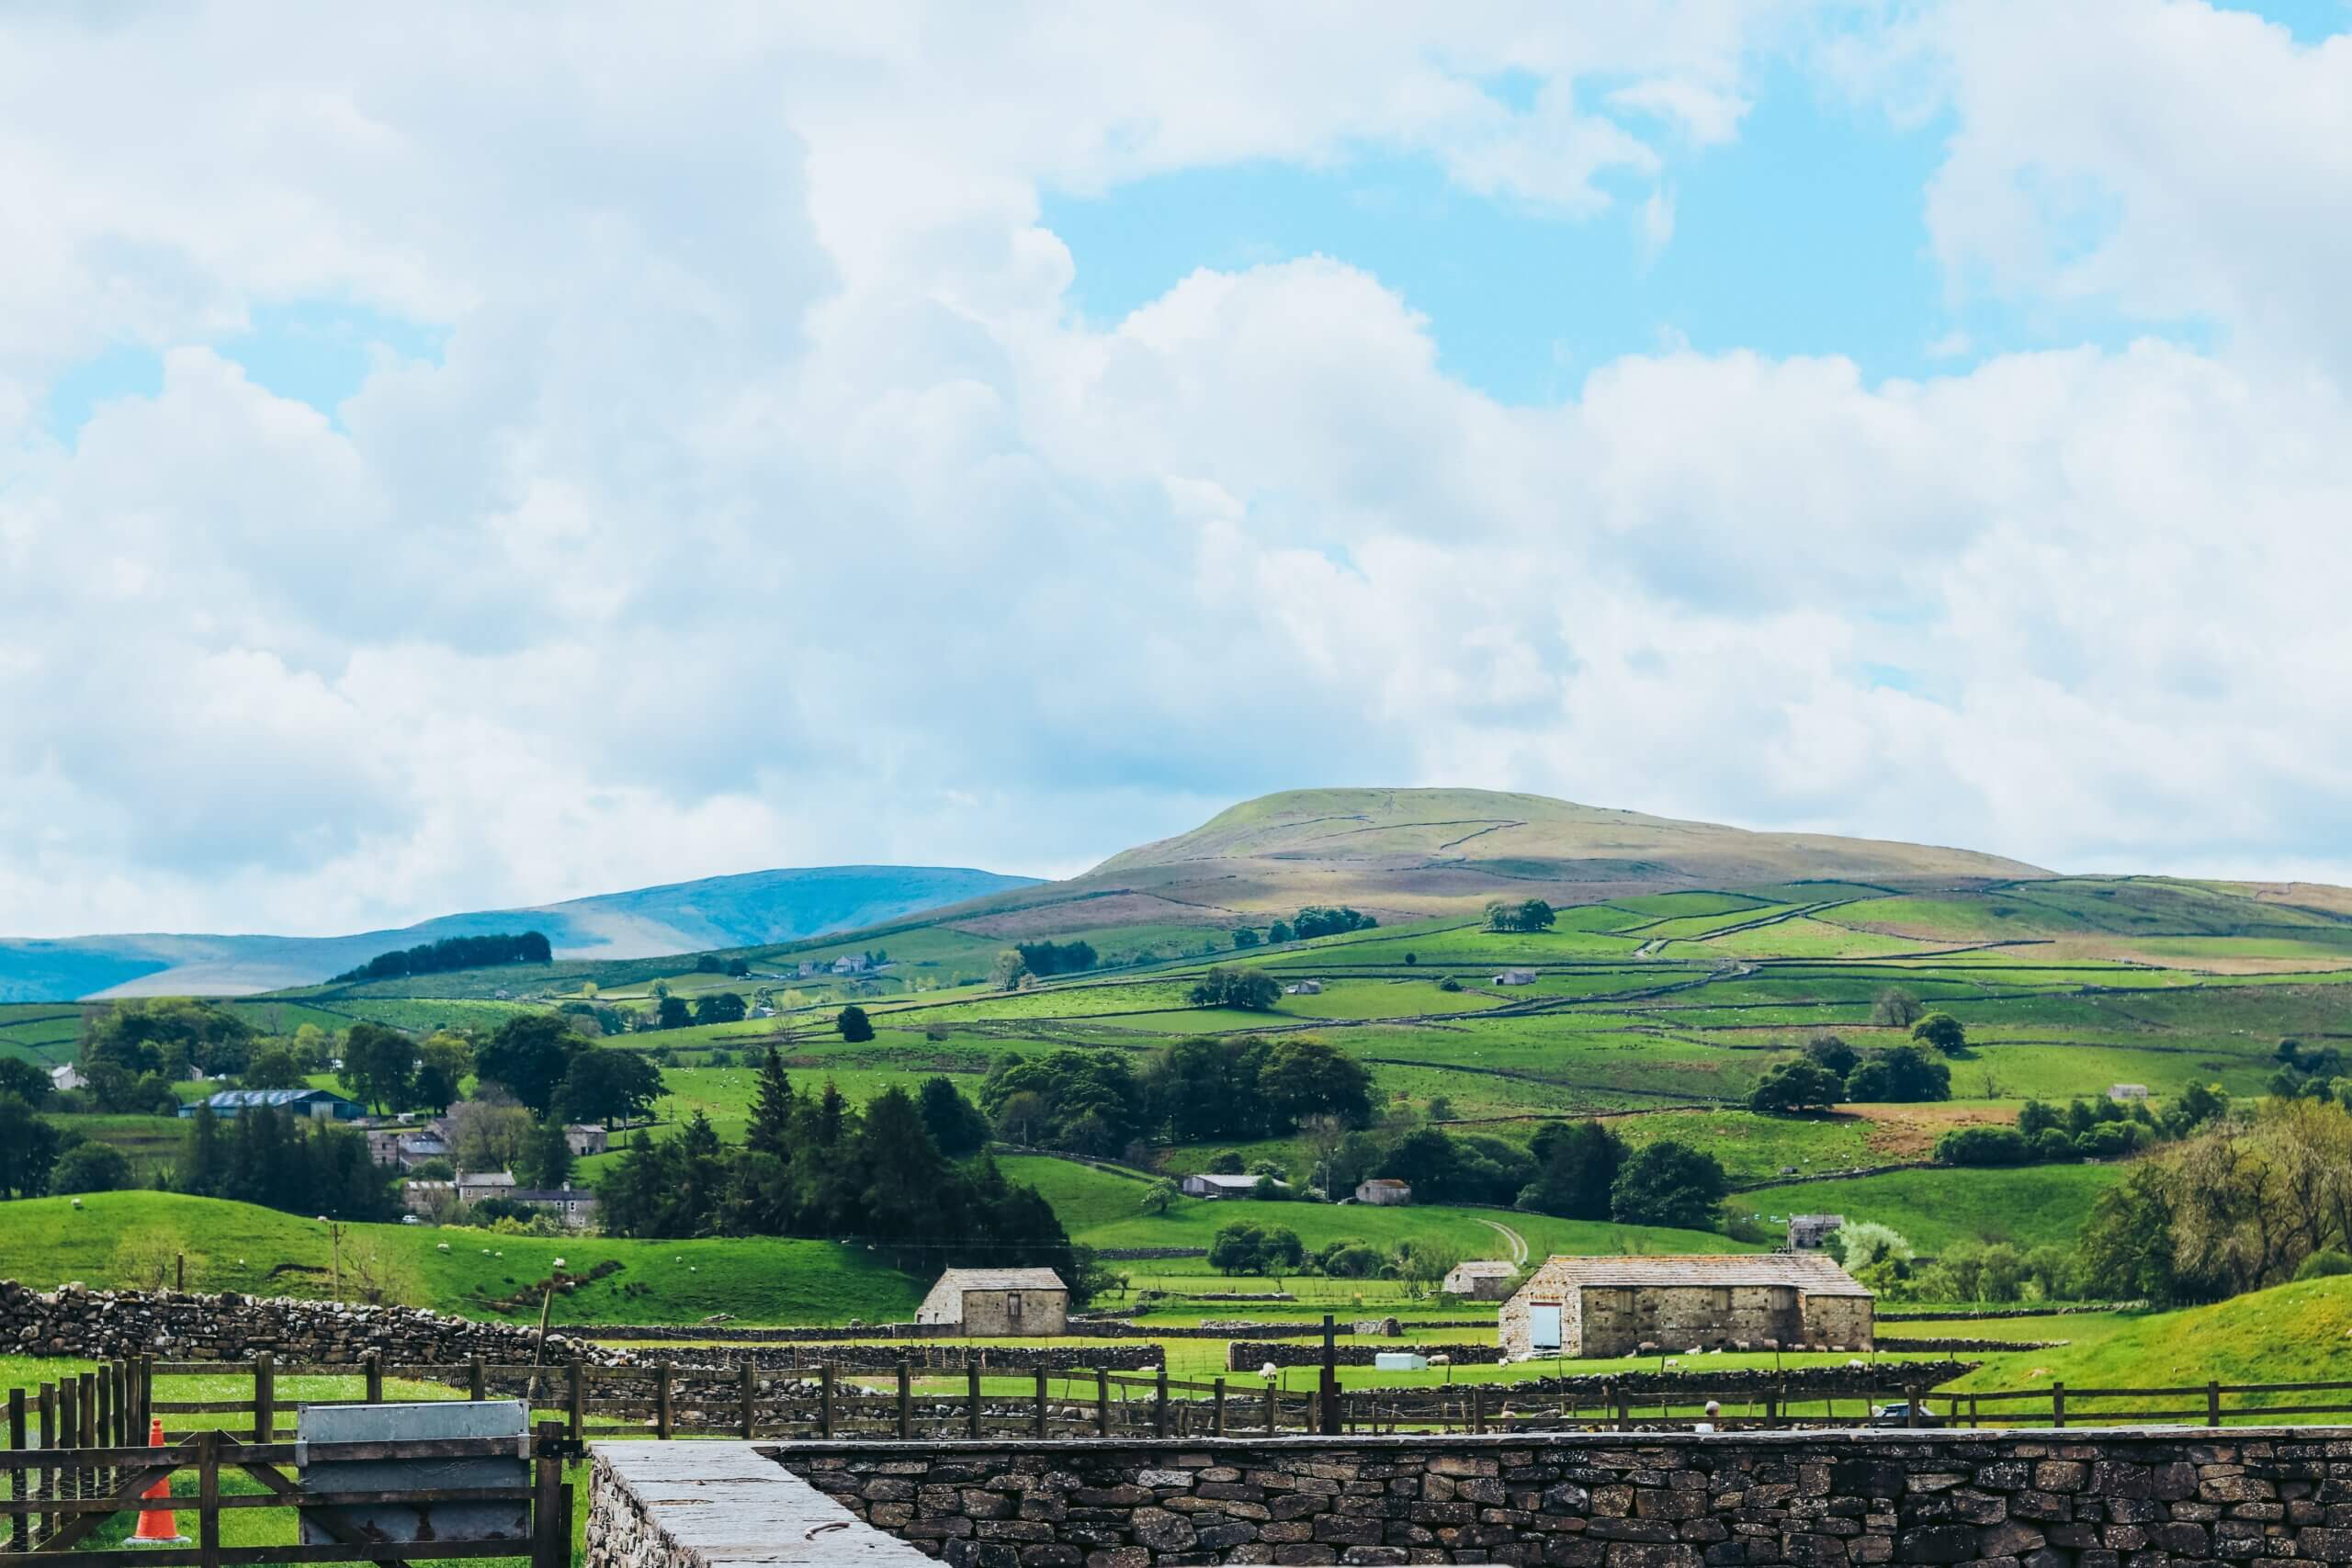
top-left (1726, 1164), bottom-right (2120, 1253)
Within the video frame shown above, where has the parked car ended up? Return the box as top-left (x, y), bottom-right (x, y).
top-left (1869, 1402), bottom-right (1946, 1427)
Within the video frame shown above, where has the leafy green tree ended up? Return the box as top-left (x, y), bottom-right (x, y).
top-left (1267, 920), bottom-right (1294, 944)
top-left (520, 1118), bottom-right (575, 1190)
top-left (49, 1140), bottom-right (136, 1194)
top-left (916, 1075), bottom-right (990, 1157)
top-left (1911, 1012), bottom-right (1967, 1055)
top-left (1230, 928), bottom-right (1261, 950)
top-left (241, 1043), bottom-right (309, 1090)
top-left (989, 951), bottom-right (1030, 991)
top-left (746, 1049), bottom-right (797, 1159)
top-left (1935, 1126), bottom-right (2033, 1166)
top-left (1842, 1044), bottom-right (1951, 1102)
top-left (0, 1058), bottom-right (53, 1105)
top-left (1141, 1178), bottom-right (1181, 1215)
top-left (85, 998), bottom-right (255, 1081)
top-left (1748, 1058), bottom-right (1846, 1115)
top-left (0, 1094), bottom-right (62, 1197)
top-left (179, 1104), bottom-right (225, 1196)
top-left (837, 1005), bottom-right (875, 1043)
top-left (476, 1014), bottom-right (583, 1117)
top-left (1483, 898), bottom-right (1556, 932)
top-left (1208, 1222), bottom-right (1267, 1274)
top-left (692, 992), bottom-right (747, 1026)
top-left (413, 1032), bottom-right (473, 1112)
top-left (1870, 987), bottom-right (1925, 1028)
top-left (1608, 1140), bottom-right (1726, 1228)
top-left (1518, 1120), bottom-right (1625, 1220)
top-left (554, 1047), bottom-right (667, 1127)
top-left (1187, 966), bottom-right (1283, 1010)
top-left (1259, 1037), bottom-right (1373, 1127)
top-left (1803, 1034), bottom-right (1859, 1077)
top-left (337, 1022), bottom-right (420, 1114)
top-left (655, 996), bottom-right (692, 1030)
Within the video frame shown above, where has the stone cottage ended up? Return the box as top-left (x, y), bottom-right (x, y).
top-left (1353, 1178), bottom-right (1412, 1206)
top-left (1441, 1259), bottom-right (1519, 1300)
top-left (914, 1268), bottom-right (1068, 1336)
top-left (1499, 1252), bottom-right (1873, 1359)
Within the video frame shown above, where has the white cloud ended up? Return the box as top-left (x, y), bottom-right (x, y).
top-left (1, 1), bottom-right (2349, 938)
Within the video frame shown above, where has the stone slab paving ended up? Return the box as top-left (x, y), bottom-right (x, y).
top-left (592, 1440), bottom-right (936, 1568)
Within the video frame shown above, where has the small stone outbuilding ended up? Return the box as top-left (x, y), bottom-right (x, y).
top-left (1499, 1252), bottom-right (1873, 1359)
top-left (914, 1268), bottom-right (1068, 1336)
top-left (1787, 1213), bottom-right (1845, 1250)
top-left (1441, 1260), bottom-right (1518, 1300)
top-left (1354, 1178), bottom-right (1412, 1206)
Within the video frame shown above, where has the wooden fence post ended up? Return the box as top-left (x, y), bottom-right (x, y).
top-left (821, 1365), bottom-right (837, 1439)
top-left (967, 1363), bottom-right (983, 1439)
top-left (470, 1355), bottom-right (487, 1401)
top-left (96, 1363), bottom-right (113, 1495)
top-left (365, 1353), bottom-right (384, 1406)
top-left (740, 1361), bottom-right (756, 1440)
top-left (198, 1427), bottom-right (221, 1568)
top-left (58, 1378), bottom-right (78, 1506)
top-left (1472, 1387), bottom-right (1485, 1435)
top-left (1214, 1378), bottom-right (1227, 1438)
top-left (8, 1387), bottom-right (27, 1551)
top-left (571, 1362), bottom-right (588, 1445)
top-left (2051, 1382), bottom-right (2066, 1429)
top-left (655, 1363), bottom-right (673, 1441)
top-left (531, 1421), bottom-right (564, 1568)
top-left (1905, 1386), bottom-right (1921, 1429)
top-left (1155, 1367), bottom-right (1170, 1439)
top-left (1265, 1380), bottom-right (1277, 1437)
top-left (37, 1382), bottom-right (55, 1531)
top-left (1035, 1368), bottom-right (1049, 1439)
top-left (2208, 1382), bottom-right (2222, 1428)
top-left (1095, 1369), bottom-right (1111, 1438)
top-left (252, 1354), bottom-right (275, 1442)
top-left (140, 1356), bottom-right (154, 1436)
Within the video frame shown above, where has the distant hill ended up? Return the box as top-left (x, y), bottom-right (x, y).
top-left (920, 786), bottom-right (2052, 940)
top-left (0, 864), bottom-right (1039, 1001)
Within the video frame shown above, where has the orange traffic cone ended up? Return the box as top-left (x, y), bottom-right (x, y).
top-left (129, 1417), bottom-right (187, 1546)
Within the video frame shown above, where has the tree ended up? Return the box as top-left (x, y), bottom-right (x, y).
top-left (693, 992), bottom-right (748, 1026)
top-left (1609, 1140), bottom-right (1727, 1228)
top-left (555, 1046), bottom-right (667, 1127)
top-left (1230, 928), bottom-right (1261, 950)
top-left (476, 1014), bottom-right (582, 1117)
top-left (1827, 1221), bottom-right (1912, 1270)
top-left (746, 1049), bottom-right (797, 1160)
top-left (1141, 1178), bottom-right (1181, 1215)
top-left (1267, 920), bottom-right (1294, 944)
top-left (0, 1058), bottom-right (53, 1105)
top-left (1804, 1034), bottom-right (1859, 1078)
top-left (448, 1099), bottom-right (535, 1173)
top-left (1014, 941), bottom-right (1097, 977)
top-left (1518, 1120), bottom-right (1625, 1220)
top-left (0, 1093), bottom-right (62, 1198)
top-left (1842, 1044), bottom-right (1951, 1103)
top-left (1258, 1038), bottom-right (1373, 1128)
top-left (338, 1022), bottom-right (420, 1114)
top-left (1748, 1058), bottom-right (1847, 1115)
top-left (520, 1118), bottom-right (575, 1190)
top-left (916, 1076), bottom-right (990, 1158)
top-left (413, 1032), bottom-right (474, 1112)
top-left (49, 1140), bottom-right (136, 1194)
top-left (655, 996), bottom-right (692, 1030)
top-left (241, 1043), bottom-right (309, 1090)
top-left (1871, 988), bottom-right (1925, 1028)
top-left (85, 998), bottom-right (254, 1081)
top-left (1911, 1012), bottom-right (1967, 1055)
top-left (837, 1006), bottom-right (875, 1043)
top-left (1484, 898), bottom-right (1556, 933)
top-left (1187, 966), bottom-right (1282, 1010)
top-left (1291, 907), bottom-right (1376, 940)
top-left (1208, 1222), bottom-right (1268, 1274)
top-left (990, 952), bottom-right (1031, 991)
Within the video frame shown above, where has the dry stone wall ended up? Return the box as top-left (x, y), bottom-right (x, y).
top-left (0, 1279), bottom-right (620, 1365)
top-left (768, 1427), bottom-right (2352, 1568)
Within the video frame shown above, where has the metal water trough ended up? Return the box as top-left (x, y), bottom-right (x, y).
top-left (297, 1399), bottom-right (532, 1544)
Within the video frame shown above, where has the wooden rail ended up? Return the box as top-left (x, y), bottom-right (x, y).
top-left (0, 1415), bottom-right (571, 1568)
top-left (41, 1355), bottom-right (2352, 1446)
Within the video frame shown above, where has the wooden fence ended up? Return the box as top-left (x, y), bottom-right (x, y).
top-left (18, 1357), bottom-right (2352, 1448)
top-left (1, 1398), bottom-right (571, 1568)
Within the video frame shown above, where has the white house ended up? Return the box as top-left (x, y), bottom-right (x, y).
top-left (2109, 1084), bottom-right (2150, 1101)
top-left (49, 1064), bottom-right (85, 1093)
top-left (1284, 980), bottom-right (1323, 996)
top-left (1493, 969), bottom-right (1538, 987)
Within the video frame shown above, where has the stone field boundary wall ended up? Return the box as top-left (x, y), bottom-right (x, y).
top-left (729, 1427), bottom-right (2352, 1568)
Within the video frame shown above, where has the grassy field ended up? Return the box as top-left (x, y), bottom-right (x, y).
top-left (0, 1192), bottom-right (925, 1325)
top-left (1725, 1164), bottom-right (2122, 1251)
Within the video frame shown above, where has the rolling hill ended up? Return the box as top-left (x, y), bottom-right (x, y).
top-left (922, 787), bottom-right (2052, 942)
top-left (0, 864), bottom-right (1039, 1001)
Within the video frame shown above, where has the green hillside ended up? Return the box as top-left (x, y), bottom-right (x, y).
top-left (1726, 1166), bottom-right (2122, 1252)
top-left (0, 1192), bottom-right (923, 1326)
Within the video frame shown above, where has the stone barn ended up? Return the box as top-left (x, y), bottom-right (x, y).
top-left (1442, 1260), bottom-right (1519, 1300)
top-left (1499, 1252), bottom-right (1873, 1359)
top-left (915, 1268), bottom-right (1068, 1336)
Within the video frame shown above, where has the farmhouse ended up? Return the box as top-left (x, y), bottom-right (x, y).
top-left (1499, 1252), bottom-right (1874, 1359)
top-left (1442, 1260), bottom-right (1519, 1300)
top-left (177, 1088), bottom-right (364, 1122)
top-left (1494, 968), bottom-right (1538, 987)
top-left (1284, 980), bottom-right (1323, 996)
top-left (1787, 1213), bottom-right (1845, 1250)
top-left (1182, 1172), bottom-right (1273, 1199)
top-left (915, 1268), bottom-right (1068, 1335)
top-left (457, 1170), bottom-right (517, 1202)
top-left (49, 1064), bottom-right (85, 1093)
top-left (508, 1187), bottom-right (600, 1227)
top-left (1354, 1178), bottom-right (1412, 1206)
top-left (2109, 1083), bottom-right (2150, 1101)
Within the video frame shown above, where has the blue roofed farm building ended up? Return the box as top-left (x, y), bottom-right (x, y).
top-left (177, 1088), bottom-right (366, 1121)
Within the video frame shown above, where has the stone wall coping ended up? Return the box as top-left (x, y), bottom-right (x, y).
top-left (594, 1441), bottom-right (934, 1568)
top-left (753, 1424), bottom-right (2352, 1454)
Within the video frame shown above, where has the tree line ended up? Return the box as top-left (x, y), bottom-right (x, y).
top-left (597, 1049), bottom-right (1093, 1295)
top-left (979, 1039), bottom-right (1375, 1156)
top-left (332, 931), bottom-right (553, 984)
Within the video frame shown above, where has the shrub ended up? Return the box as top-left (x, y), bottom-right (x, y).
top-left (1827, 1221), bottom-right (1913, 1270)
top-left (2296, 1249), bottom-right (2352, 1281)
top-left (1935, 1126), bottom-right (2034, 1166)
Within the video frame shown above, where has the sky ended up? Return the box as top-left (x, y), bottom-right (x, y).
top-left (3, 0), bottom-right (2350, 938)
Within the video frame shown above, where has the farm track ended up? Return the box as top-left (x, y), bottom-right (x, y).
top-left (1476, 1217), bottom-right (1530, 1267)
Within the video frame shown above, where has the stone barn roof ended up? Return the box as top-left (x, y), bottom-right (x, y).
top-left (1520, 1253), bottom-right (1872, 1298)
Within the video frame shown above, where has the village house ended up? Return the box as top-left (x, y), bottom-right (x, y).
top-left (1787, 1213), bottom-right (1846, 1251)
top-left (1181, 1172), bottom-right (1281, 1200)
top-left (1493, 968), bottom-right (1538, 987)
top-left (177, 1088), bottom-right (364, 1122)
top-left (914, 1268), bottom-right (1068, 1335)
top-left (1442, 1260), bottom-right (1519, 1300)
top-left (1354, 1178), bottom-right (1413, 1206)
top-left (507, 1187), bottom-right (600, 1227)
top-left (456, 1169), bottom-right (517, 1203)
top-left (401, 1180), bottom-right (454, 1216)
top-left (1500, 1253), bottom-right (1875, 1359)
